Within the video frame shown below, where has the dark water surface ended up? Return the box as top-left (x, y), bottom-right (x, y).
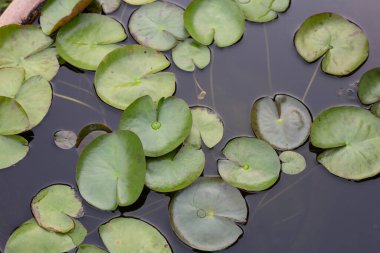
top-left (1, 0), bottom-right (380, 252)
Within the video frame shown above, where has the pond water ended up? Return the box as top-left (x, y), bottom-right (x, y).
top-left (1, 0), bottom-right (380, 252)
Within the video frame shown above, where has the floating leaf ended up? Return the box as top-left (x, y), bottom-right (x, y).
top-left (279, 151), bottom-right (306, 175)
top-left (96, 0), bottom-right (121, 13)
top-left (123, 0), bottom-right (156, 5)
top-left (77, 244), bottom-right (108, 253)
top-left (95, 45), bottom-right (176, 110)
top-left (371, 102), bottom-right (380, 118)
top-left (0, 135), bottom-right (29, 169)
top-left (358, 68), bottom-right (380, 104)
top-left (235, 0), bottom-right (290, 22)
top-left (54, 130), bottom-right (77, 150)
top-left (172, 39), bottom-right (211, 72)
top-left (294, 13), bottom-right (369, 76)
top-left (169, 177), bottom-right (247, 251)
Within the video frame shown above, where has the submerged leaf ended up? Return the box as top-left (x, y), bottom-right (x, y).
top-left (235, 0), bottom-right (290, 22)
top-left (358, 68), bottom-right (380, 104)
top-left (54, 130), bottom-right (77, 150)
top-left (0, 135), bottom-right (29, 169)
top-left (172, 38), bottom-right (211, 72)
top-left (77, 244), bottom-right (108, 253)
top-left (279, 151), bottom-right (306, 175)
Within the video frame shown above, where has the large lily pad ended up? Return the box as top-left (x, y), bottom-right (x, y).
top-left (0, 135), bottom-right (29, 169)
top-left (218, 137), bottom-right (280, 191)
top-left (119, 96), bottom-right (192, 157)
top-left (169, 177), bottom-right (247, 251)
top-left (99, 217), bottom-right (172, 253)
top-left (184, 0), bottom-right (245, 47)
top-left (294, 13), bottom-right (369, 76)
top-left (358, 68), bottom-right (380, 105)
top-left (235, 0), bottom-right (290, 23)
top-left (95, 45), bottom-right (176, 110)
top-left (172, 38), bottom-right (211, 72)
top-left (279, 151), bottom-right (306, 175)
top-left (311, 106), bottom-right (380, 180)
top-left (76, 130), bottom-right (146, 210)
top-left (77, 244), bottom-right (108, 253)
top-left (56, 13), bottom-right (127, 71)
top-left (251, 94), bottom-right (312, 150)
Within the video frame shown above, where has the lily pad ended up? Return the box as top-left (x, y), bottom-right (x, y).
top-left (358, 68), bottom-right (380, 104)
top-left (218, 137), bottom-right (280, 191)
top-left (128, 2), bottom-right (188, 51)
top-left (0, 135), bottom-right (29, 169)
top-left (184, 0), bottom-right (245, 47)
top-left (95, 45), bottom-right (176, 110)
top-left (96, 0), bottom-right (121, 14)
top-left (56, 13), bottom-right (127, 71)
top-left (251, 94), bottom-right (312, 150)
top-left (123, 0), bottom-right (156, 5)
top-left (169, 177), bottom-right (247, 251)
top-left (370, 102), bottom-right (380, 118)
top-left (279, 151), bottom-right (306, 175)
top-left (77, 244), bottom-right (108, 253)
top-left (311, 106), bottom-right (380, 180)
top-left (172, 39), bottom-right (211, 72)
top-left (99, 217), bottom-right (172, 253)
top-left (54, 130), bottom-right (77, 150)
top-left (235, 0), bottom-right (290, 22)
top-left (0, 25), bottom-right (59, 80)
top-left (76, 130), bottom-right (146, 210)
top-left (294, 13), bottom-right (369, 76)
top-left (31, 184), bottom-right (83, 233)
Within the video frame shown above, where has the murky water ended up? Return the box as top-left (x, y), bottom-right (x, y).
top-left (1, 0), bottom-right (380, 252)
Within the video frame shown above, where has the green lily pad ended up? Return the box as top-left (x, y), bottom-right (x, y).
top-left (0, 135), bottom-right (29, 169)
top-left (128, 2), bottom-right (188, 51)
top-left (370, 102), bottom-right (380, 118)
top-left (294, 13), bottom-right (369, 76)
top-left (172, 39), bottom-right (211, 72)
top-left (358, 68), bottom-right (380, 104)
top-left (99, 217), bottom-right (172, 253)
top-left (123, 0), bottom-right (156, 5)
top-left (95, 45), bottom-right (176, 110)
top-left (311, 106), bottom-right (380, 180)
top-left (56, 13), bottom-right (127, 71)
top-left (77, 244), bottom-right (108, 253)
top-left (96, 0), bottom-right (121, 14)
top-left (0, 25), bottom-right (59, 80)
top-left (169, 177), bottom-right (247, 251)
top-left (54, 130), bottom-right (77, 150)
top-left (235, 0), bottom-right (290, 22)
top-left (76, 130), bottom-right (146, 210)
top-left (184, 0), bottom-right (245, 47)
top-left (31, 184), bottom-right (83, 233)
top-left (279, 151), bottom-right (306, 175)
top-left (218, 137), bottom-right (280, 191)
top-left (251, 94), bottom-right (312, 150)
top-left (119, 96), bottom-right (192, 157)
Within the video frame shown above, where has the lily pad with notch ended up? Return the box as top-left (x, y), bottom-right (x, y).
top-left (172, 38), bottom-right (211, 72)
top-left (77, 244), bottom-right (108, 253)
top-left (0, 135), bottom-right (29, 169)
top-left (279, 151), bottom-right (306, 175)
top-left (235, 0), bottom-right (290, 23)
top-left (358, 68), bottom-right (380, 105)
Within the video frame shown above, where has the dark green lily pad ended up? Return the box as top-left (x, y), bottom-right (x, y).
top-left (235, 0), bottom-right (290, 22)
top-left (77, 244), bottom-right (108, 253)
top-left (370, 102), bottom-right (380, 118)
top-left (54, 130), bottom-right (77, 150)
top-left (123, 0), bottom-right (156, 5)
top-left (172, 39), bottom-right (211, 72)
top-left (294, 13), bottom-right (369, 76)
top-left (169, 177), bottom-right (247, 251)
top-left (0, 135), bottom-right (29, 169)
top-left (358, 68), bottom-right (380, 105)
top-left (279, 151), bottom-right (306, 175)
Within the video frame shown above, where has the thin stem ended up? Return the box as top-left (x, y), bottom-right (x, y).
top-left (192, 72), bottom-right (207, 100)
top-left (302, 59), bottom-right (321, 102)
top-left (263, 24), bottom-right (273, 94)
top-left (83, 214), bottom-right (104, 221)
top-left (209, 47), bottom-right (216, 109)
top-left (56, 79), bottom-right (93, 95)
top-left (140, 202), bottom-right (166, 217)
top-left (53, 92), bottom-right (102, 114)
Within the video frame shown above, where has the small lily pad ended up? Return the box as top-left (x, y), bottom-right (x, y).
top-left (123, 0), bottom-right (156, 5)
top-left (77, 244), bottom-right (108, 253)
top-left (370, 102), bottom-right (380, 118)
top-left (96, 0), bottom-right (121, 14)
top-left (358, 68), bottom-right (380, 105)
top-left (95, 45), bottom-right (176, 110)
top-left (294, 13), bottom-right (369, 76)
top-left (169, 177), bottom-right (247, 252)
top-left (128, 2), bottom-right (188, 51)
top-left (99, 217), bottom-right (172, 253)
top-left (54, 130), bottom-right (77, 150)
top-left (119, 96), bottom-right (192, 157)
top-left (218, 137), bottom-right (280, 191)
top-left (251, 94), bottom-right (312, 150)
top-left (235, 0), bottom-right (290, 23)
top-left (0, 135), bottom-right (29, 169)
top-left (279, 151), bottom-right (306, 175)
top-left (172, 39), bottom-right (211, 72)
top-left (184, 0), bottom-right (245, 47)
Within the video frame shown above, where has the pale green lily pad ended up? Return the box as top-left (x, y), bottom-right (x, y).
top-left (279, 151), bottom-right (306, 175)
top-left (95, 45), bottom-right (176, 110)
top-left (294, 13), bottom-right (369, 76)
top-left (0, 25), bottom-right (59, 80)
top-left (54, 130), bottom-right (77, 150)
top-left (358, 68), bottom-right (380, 104)
top-left (99, 217), bottom-right (172, 253)
top-left (169, 177), bottom-right (247, 251)
top-left (311, 106), bottom-right (380, 180)
top-left (218, 137), bottom-right (280, 191)
top-left (371, 102), bottom-right (380, 118)
top-left (119, 96), bottom-right (192, 157)
top-left (172, 39), bottom-right (211, 72)
top-left (235, 0), bottom-right (290, 22)
top-left (251, 94), bottom-right (312, 150)
top-left (184, 0), bottom-right (245, 47)
top-left (96, 0), bottom-right (121, 13)
top-left (56, 13), bottom-right (127, 71)
top-left (129, 2), bottom-right (188, 51)
top-left (76, 130), bottom-right (146, 210)
top-left (0, 135), bottom-right (29, 169)
top-left (31, 184), bottom-right (83, 233)
top-left (77, 244), bottom-right (108, 253)
top-left (123, 0), bottom-right (156, 5)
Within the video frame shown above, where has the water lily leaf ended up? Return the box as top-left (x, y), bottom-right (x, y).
top-left (96, 0), bottom-right (121, 14)
top-left (0, 135), bottom-right (29, 169)
top-left (76, 130), bottom-right (146, 210)
top-left (31, 184), bottom-right (83, 233)
top-left (76, 123), bottom-right (112, 148)
top-left (0, 25), bottom-right (59, 80)
top-left (294, 13), bottom-right (369, 76)
top-left (40, 0), bottom-right (92, 35)
top-left (129, 2), bottom-right (188, 51)
top-left (0, 97), bottom-right (29, 135)
top-left (169, 177), bottom-right (247, 251)
top-left (172, 38), bottom-right (211, 72)
top-left (54, 130), bottom-right (77, 150)
top-left (218, 137), bottom-right (280, 191)
top-left (279, 151), bottom-right (306, 175)
top-left (95, 45), bottom-right (175, 110)
top-left (123, 0), bottom-right (156, 5)
top-left (358, 68), bottom-right (380, 104)
top-left (119, 96), bottom-right (192, 157)
top-left (56, 13), bottom-right (127, 71)
top-left (251, 94), bottom-right (312, 150)
top-left (146, 145), bottom-right (205, 192)
top-left (77, 244), bottom-right (108, 253)
top-left (235, 0), bottom-right (290, 22)
top-left (184, 0), bottom-right (245, 47)
top-left (311, 106), bottom-right (380, 180)
top-left (371, 102), bottom-right (380, 118)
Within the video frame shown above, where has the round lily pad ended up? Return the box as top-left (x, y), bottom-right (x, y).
top-left (218, 137), bottom-right (280, 191)
top-left (128, 2), bottom-right (188, 51)
top-left (77, 244), bottom-right (108, 253)
top-left (96, 0), bottom-right (121, 14)
top-left (184, 0), bottom-right (245, 47)
top-left (95, 45), bottom-right (176, 110)
top-left (294, 13), bottom-right (369, 76)
top-left (76, 130), bottom-right (146, 210)
top-left (235, 0), bottom-right (290, 23)
top-left (311, 106), bottom-right (380, 180)
top-left (123, 0), bottom-right (156, 5)
top-left (56, 13), bottom-right (127, 71)
top-left (172, 38), bottom-right (211, 72)
top-left (358, 68), bottom-right (380, 105)
top-left (371, 102), bottom-right (380, 118)
top-left (279, 151), bottom-right (306, 175)
top-left (251, 94), bottom-right (312, 150)
top-left (54, 130), bottom-right (77, 150)
top-left (169, 177), bottom-right (247, 251)
top-left (99, 217), bottom-right (172, 253)
top-left (0, 135), bottom-right (29, 169)
top-left (119, 96), bottom-right (192, 157)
